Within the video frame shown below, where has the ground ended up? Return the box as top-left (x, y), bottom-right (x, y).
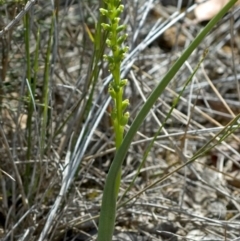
top-left (0, 0), bottom-right (240, 240)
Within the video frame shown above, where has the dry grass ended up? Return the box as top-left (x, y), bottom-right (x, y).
top-left (1, 0), bottom-right (240, 240)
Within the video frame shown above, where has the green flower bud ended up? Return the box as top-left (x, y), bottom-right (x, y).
top-left (119, 48), bottom-right (126, 56)
top-left (109, 62), bottom-right (115, 71)
top-left (118, 47), bottom-right (128, 60)
top-left (104, 55), bottom-right (114, 63)
top-left (117, 34), bottom-right (128, 45)
top-left (118, 5), bottom-right (124, 12)
top-left (108, 86), bottom-right (116, 99)
top-left (101, 23), bottom-right (111, 31)
top-left (106, 39), bottom-right (112, 47)
top-left (115, 5), bottom-right (124, 16)
top-left (117, 25), bottom-right (126, 33)
top-left (113, 17), bottom-right (120, 24)
top-left (122, 99), bottom-right (129, 111)
top-left (120, 112), bottom-right (129, 126)
top-left (99, 8), bottom-right (108, 16)
top-left (120, 79), bottom-right (128, 87)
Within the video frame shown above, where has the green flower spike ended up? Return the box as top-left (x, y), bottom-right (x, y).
top-left (97, 0), bottom-right (129, 240)
top-left (100, 0), bottom-right (129, 142)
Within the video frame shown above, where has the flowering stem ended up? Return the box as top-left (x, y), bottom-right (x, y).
top-left (97, 0), bottom-right (129, 240)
